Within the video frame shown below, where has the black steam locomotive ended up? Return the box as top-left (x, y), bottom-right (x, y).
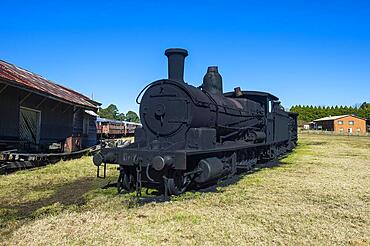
top-left (93, 48), bottom-right (298, 196)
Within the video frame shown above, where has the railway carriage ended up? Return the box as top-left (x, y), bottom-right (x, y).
top-left (96, 118), bottom-right (141, 139)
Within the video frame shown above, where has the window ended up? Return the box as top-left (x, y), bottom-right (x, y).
top-left (339, 128), bottom-right (343, 132)
top-left (338, 120), bottom-right (343, 125)
top-left (349, 121), bottom-right (354, 125)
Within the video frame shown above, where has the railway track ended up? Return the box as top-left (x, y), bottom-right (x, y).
top-left (0, 145), bottom-right (100, 174)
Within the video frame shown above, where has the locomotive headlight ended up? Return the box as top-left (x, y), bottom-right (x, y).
top-left (152, 155), bottom-right (173, 171)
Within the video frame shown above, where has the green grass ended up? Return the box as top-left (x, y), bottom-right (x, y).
top-left (1, 134), bottom-right (369, 245)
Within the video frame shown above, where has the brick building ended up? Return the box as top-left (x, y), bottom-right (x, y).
top-left (312, 115), bottom-right (367, 135)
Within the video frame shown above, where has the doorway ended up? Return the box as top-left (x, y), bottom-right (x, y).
top-left (19, 107), bottom-right (41, 145)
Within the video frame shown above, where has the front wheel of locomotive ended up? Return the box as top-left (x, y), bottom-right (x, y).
top-left (166, 171), bottom-right (189, 196)
top-left (117, 168), bottom-right (136, 193)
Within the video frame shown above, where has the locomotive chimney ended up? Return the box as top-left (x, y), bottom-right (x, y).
top-left (165, 48), bottom-right (188, 82)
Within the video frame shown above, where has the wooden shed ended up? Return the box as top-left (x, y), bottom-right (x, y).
top-left (0, 60), bottom-right (100, 152)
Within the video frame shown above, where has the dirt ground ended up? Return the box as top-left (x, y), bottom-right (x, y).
top-left (1, 134), bottom-right (369, 245)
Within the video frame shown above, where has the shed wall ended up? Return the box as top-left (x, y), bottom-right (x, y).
top-left (85, 115), bottom-right (97, 147)
top-left (18, 90), bottom-right (74, 144)
top-left (73, 108), bottom-right (97, 148)
top-left (0, 86), bottom-right (19, 139)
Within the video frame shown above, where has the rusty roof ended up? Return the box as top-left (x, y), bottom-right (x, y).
top-left (0, 60), bottom-right (100, 109)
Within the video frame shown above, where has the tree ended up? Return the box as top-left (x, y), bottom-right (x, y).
top-left (116, 113), bottom-right (126, 121)
top-left (125, 111), bottom-right (140, 123)
top-left (98, 104), bottom-right (119, 120)
top-left (360, 102), bottom-right (369, 109)
top-left (97, 104), bottom-right (140, 123)
top-left (290, 103), bottom-right (370, 126)
top-left (358, 102), bottom-right (370, 119)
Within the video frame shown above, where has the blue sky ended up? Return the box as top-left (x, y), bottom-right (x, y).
top-left (1, 0), bottom-right (369, 113)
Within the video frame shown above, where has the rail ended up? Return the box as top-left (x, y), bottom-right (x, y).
top-left (0, 145), bottom-right (101, 174)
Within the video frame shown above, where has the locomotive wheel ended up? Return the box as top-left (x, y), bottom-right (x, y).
top-left (117, 172), bottom-right (136, 193)
top-left (167, 173), bottom-right (188, 196)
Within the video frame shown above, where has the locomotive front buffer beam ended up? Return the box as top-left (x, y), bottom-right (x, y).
top-left (93, 148), bottom-right (187, 171)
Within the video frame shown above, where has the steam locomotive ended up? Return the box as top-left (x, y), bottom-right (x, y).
top-left (93, 48), bottom-right (298, 196)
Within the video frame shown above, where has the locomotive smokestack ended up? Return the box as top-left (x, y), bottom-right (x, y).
top-left (165, 48), bottom-right (188, 82)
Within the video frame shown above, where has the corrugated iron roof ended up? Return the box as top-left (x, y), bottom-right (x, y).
top-left (0, 60), bottom-right (100, 109)
top-left (313, 114), bottom-right (365, 122)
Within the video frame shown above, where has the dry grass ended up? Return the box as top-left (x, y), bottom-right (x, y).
top-left (1, 134), bottom-right (369, 245)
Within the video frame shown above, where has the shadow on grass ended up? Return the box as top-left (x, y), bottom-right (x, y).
top-left (0, 177), bottom-right (98, 226)
top-left (130, 158), bottom-right (283, 206)
top-left (0, 154), bottom-right (291, 222)
top-left (304, 141), bottom-right (327, 146)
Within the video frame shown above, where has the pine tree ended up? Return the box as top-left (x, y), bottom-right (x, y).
top-left (290, 103), bottom-right (370, 125)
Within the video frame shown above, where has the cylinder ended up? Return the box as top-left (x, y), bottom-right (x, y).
top-left (165, 48), bottom-right (188, 82)
top-left (194, 157), bottom-right (224, 183)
